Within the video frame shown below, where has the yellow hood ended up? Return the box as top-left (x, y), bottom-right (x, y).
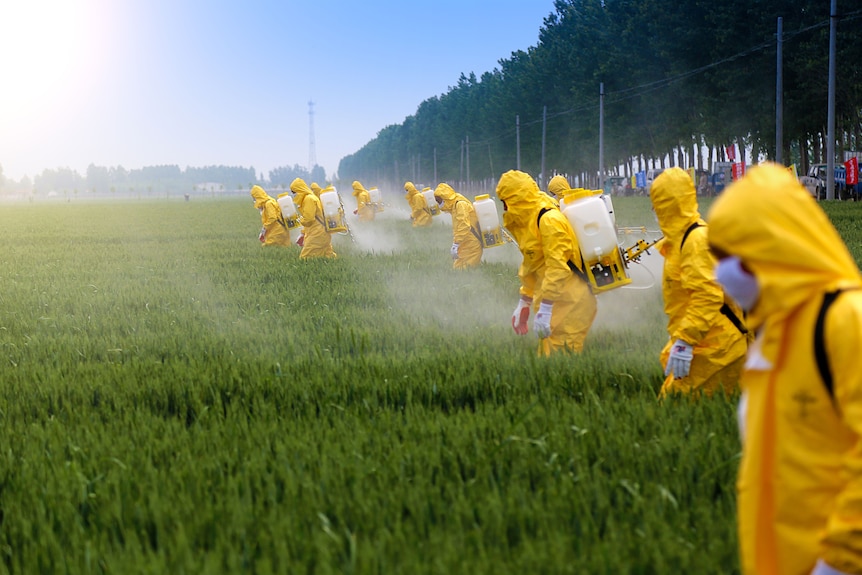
top-left (404, 181), bottom-right (419, 199)
top-left (497, 170), bottom-right (556, 233)
top-left (310, 183), bottom-right (322, 197)
top-left (547, 175), bottom-right (570, 199)
top-left (352, 181), bottom-right (367, 197)
top-left (708, 162), bottom-right (862, 329)
top-left (290, 177), bottom-right (312, 205)
top-left (650, 167), bottom-right (700, 240)
top-left (434, 183), bottom-right (468, 213)
top-left (250, 185), bottom-right (270, 209)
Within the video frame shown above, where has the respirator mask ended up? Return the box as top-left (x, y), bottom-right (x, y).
top-left (714, 256), bottom-right (759, 312)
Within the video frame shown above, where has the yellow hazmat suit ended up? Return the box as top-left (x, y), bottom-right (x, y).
top-left (547, 175), bottom-right (570, 200)
top-left (250, 185), bottom-right (292, 247)
top-left (497, 170), bottom-right (597, 356)
top-left (708, 163), bottom-right (862, 575)
top-left (404, 181), bottom-right (432, 227)
top-left (290, 178), bottom-right (336, 260)
top-left (434, 183), bottom-right (483, 269)
top-left (650, 167), bottom-right (747, 396)
top-left (352, 181), bottom-right (375, 222)
top-left (310, 182), bottom-right (323, 198)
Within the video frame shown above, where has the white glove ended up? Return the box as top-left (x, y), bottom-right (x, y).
top-left (512, 297), bottom-right (532, 335)
top-left (664, 339), bottom-right (694, 378)
top-left (811, 560), bottom-right (851, 575)
top-left (533, 301), bottom-right (553, 339)
top-left (450, 243), bottom-right (460, 259)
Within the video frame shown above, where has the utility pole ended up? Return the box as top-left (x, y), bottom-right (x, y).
top-left (541, 106), bottom-right (547, 190)
top-left (308, 101), bottom-right (317, 171)
top-left (776, 17), bottom-right (784, 164)
top-left (827, 0), bottom-right (837, 200)
top-left (466, 135), bottom-right (471, 192)
top-left (516, 115), bottom-right (521, 170)
top-left (599, 83), bottom-right (605, 191)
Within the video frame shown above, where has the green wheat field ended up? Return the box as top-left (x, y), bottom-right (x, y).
top-left (2, 194), bottom-right (861, 574)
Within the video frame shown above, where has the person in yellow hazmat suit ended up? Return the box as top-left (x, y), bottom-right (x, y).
top-left (546, 174), bottom-right (570, 203)
top-left (404, 181), bottom-right (432, 227)
top-left (708, 163), bottom-right (862, 575)
top-left (250, 185), bottom-right (292, 247)
top-left (649, 167), bottom-right (747, 397)
top-left (310, 182), bottom-right (323, 198)
top-left (351, 181), bottom-right (375, 222)
top-left (289, 177), bottom-right (336, 260)
top-left (433, 183), bottom-right (483, 269)
top-left (496, 170), bottom-right (597, 356)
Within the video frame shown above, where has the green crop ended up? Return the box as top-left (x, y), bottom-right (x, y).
top-left (0, 195), bottom-right (852, 573)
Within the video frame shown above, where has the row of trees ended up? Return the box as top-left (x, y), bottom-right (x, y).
top-left (0, 163), bottom-right (327, 197)
top-left (337, 0), bottom-right (862, 190)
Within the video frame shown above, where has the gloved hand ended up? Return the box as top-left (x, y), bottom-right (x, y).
top-left (533, 301), bottom-right (553, 339)
top-left (259, 228), bottom-right (266, 243)
top-left (511, 297), bottom-right (532, 335)
top-left (811, 559), bottom-right (851, 575)
top-left (296, 234), bottom-right (305, 247)
top-left (664, 339), bottom-right (694, 378)
top-left (450, 243), bottom-right (460, 259)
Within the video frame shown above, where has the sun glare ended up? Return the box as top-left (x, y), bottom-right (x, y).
top-left (0, 1), bottom-right (104, 131)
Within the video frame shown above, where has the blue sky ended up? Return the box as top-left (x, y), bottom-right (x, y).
top-left (0, 0), bottom-right (557, 181)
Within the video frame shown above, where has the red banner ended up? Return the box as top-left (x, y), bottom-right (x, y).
top-left (726, 145), bottom-right (736, 162)
top-left (732, 162), bottom-right (745, 181)
top-left (845, 157), bottom-right (859, 186)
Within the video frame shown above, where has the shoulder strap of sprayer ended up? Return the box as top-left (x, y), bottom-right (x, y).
top-left (537, 207), bottom-right (591, 288)
top-left (457, 199), bottom-right (483, 243)
top-left (680, 221), bottom-right (748, 336)
top-left (814, 290), bottom-right (846, 402)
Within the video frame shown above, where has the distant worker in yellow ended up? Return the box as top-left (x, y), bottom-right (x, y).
top-left (310, 182), bottom-right (323, 198)
top-left (496, 170), bottom-right (597, 356)
top-left (546, 174), bottom-right (570, 203)
top-left (434, 183), bottom-right (483, 269)
top-left (404, 181), bottom-right (432, 227)
top-left (250, 185), bottom-right (292, 247)
top-left (650, 167), bottom-right (747, 397)
top-left (289, 177), bottom-right (337, 260)
top-left (351, 181), bottom-right (375, 221)
top-left (709, 163), bottom-right (862, 575)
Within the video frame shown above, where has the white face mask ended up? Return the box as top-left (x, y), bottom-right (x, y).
top-left (714, 256), bottom-right (760, 312)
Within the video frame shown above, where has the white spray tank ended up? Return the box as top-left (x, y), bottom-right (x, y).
top-left (276, 193), bottom-right (300, 229)
top-left (472, 194), bottom-right (505, 248)
top-left (320, 188), bottom-right (348, 233)
top-left (421, 187), bottom-right (441, 216)
top-left (562, 190), bottom-right (631, 293)
top-left (368, 186), bottom-right (384, 212)
top-left (599, 192), bottom-right (616, 228)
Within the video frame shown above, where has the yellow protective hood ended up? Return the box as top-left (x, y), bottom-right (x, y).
top-left (352, 181), bottom-right (366, 197)
top-left (404, 181), bottom-right (419, 199)
top-left (310, 183), bottom-right (322, 197)
top-left (434, 183), bottom-right (468, 213)
top-left (708, 162), bottom-right (862, 329)
top-left (650, 167), bottom-right (701, 240)
top-left (497, 170), bottom-right (556, 232)
top-left (290, 177), bottom-right (312, 205)
top-left (250, 185), bottom-right (270, 209)
top-left (547, 175), bottom-right (570, 199)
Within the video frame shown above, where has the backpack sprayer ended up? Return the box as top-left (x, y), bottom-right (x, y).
top-left (472, 194), bottom-right (515, 248)
top-left (368, 186), bottom-right (385, 213)
top-left (319, 187), bottom-right (356, 243)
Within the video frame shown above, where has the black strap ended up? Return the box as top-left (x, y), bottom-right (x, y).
top-left (537, 207), bottom-right (591, 288)
top-left (814, 290), bottom-right (843, 399)
top-left (682, 221), bottom-right (748, 336)
top-left (680, 222), bottom-right (702, 250)
top-left (720, 303), bottom-right (748, 335)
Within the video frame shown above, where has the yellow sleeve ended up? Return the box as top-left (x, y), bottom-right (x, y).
top-left (452, 201), bottom-right (475, 245)
top-left (675, 226), bottom-right (725, 344)
top-left (821, 295), bottom-right (862, 572)
top-left (538, 210), bottom-right (577, 302)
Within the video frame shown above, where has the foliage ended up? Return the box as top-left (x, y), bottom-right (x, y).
top-left (2, 196), bottom-right (859, 572)
top-left (338, 0), bottom-right (862, 187)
